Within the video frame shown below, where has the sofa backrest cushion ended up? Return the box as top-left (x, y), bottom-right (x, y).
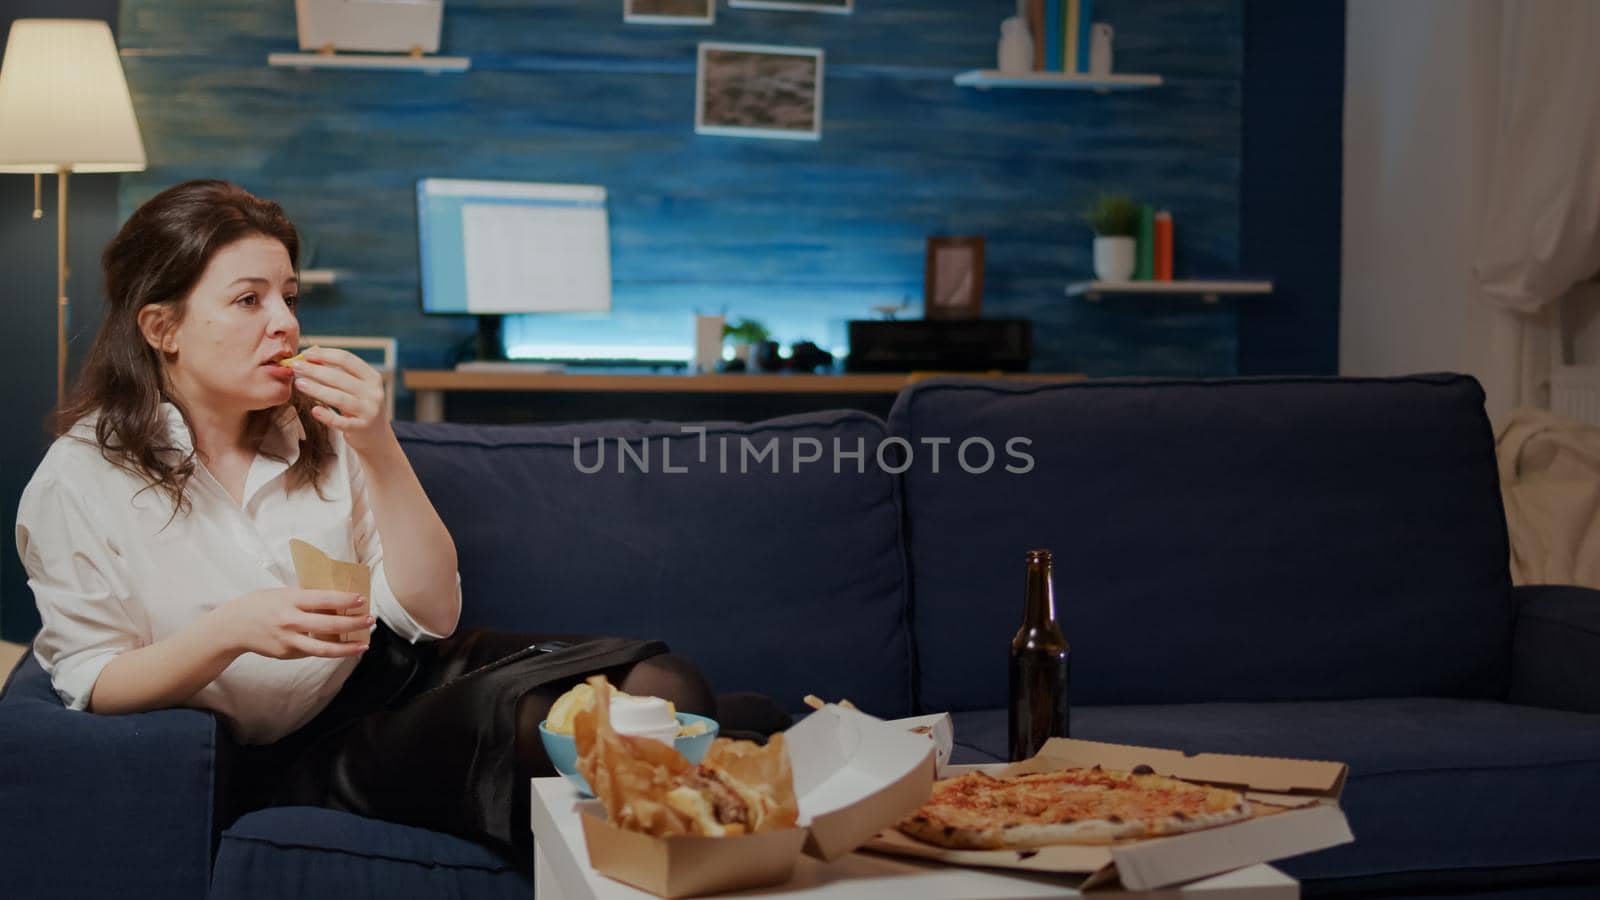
top-left (395, 412), bottom-right (914, 717)
top-left (888, 375), bottom-right (1514, 712)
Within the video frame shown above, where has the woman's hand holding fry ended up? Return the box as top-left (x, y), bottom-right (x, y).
top-left (286, 347), bottom-right (391, 454)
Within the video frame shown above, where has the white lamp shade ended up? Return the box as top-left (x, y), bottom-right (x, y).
top-left (0, 19), bottom-right (146, 173)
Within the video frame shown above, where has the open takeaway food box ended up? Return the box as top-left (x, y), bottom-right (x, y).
top-left (577, 704), bottom-right (936, 898)
top-left (864, 737), bottom-right (1354, 892)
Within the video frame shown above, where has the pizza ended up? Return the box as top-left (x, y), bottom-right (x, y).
top-left (897, 765), bottom-right (1252, 850)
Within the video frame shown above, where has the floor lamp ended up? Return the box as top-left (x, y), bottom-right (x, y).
top-left (0, 19), bottom-right (146, 403)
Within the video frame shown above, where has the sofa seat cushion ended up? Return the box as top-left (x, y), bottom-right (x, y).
top-left (396, 413), bottom-right (913, 717)
top-left (948, 699), bottom-right (1600, 885)
top-left (209, 807), bottom-right (530, 899)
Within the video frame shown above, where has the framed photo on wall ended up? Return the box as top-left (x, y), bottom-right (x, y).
top-left (696, 43), bottom-right (824, 141)
top-left (624, 0), bottom-right (714, 26)
top-left (728, 0), bottom-right (853, 14)
top-left (924, 236), bottom-right (985, 320)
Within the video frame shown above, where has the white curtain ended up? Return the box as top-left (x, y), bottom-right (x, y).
top-left (1498, 408), bottom-right (1600, 588)
top-left (1473, 0), bottom-right (1600, 421)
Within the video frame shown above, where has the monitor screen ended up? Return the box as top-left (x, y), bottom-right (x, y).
top-left (416, 178), bottom-right (612, 315)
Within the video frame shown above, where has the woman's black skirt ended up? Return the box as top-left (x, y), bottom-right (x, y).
top-left (223, 624), bottom-right (668, 865)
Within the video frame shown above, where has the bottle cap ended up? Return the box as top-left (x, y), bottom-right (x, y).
top-left (1026, 548), bottom-right (1053, 564)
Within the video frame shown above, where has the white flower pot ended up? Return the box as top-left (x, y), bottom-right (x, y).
top-left (1093, 236), bottom-right (1136, 282)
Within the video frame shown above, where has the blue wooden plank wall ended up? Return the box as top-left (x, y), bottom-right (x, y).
top-left (117, 0), bottom-right (1243, 396)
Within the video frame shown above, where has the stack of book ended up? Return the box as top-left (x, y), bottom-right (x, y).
top-left (1027, 0), bottom-right (1097, 73)
top-left (1134, 205), bottom-right (1175, 282)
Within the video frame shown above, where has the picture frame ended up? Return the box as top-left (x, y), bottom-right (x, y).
top-left (624, 0), bottom-right (714, 26)
top-left (294, 0), bottom-right (443, 53)
top-left (924, 236), bottom-right (985, 320)
top-left (696, 42), bottom-right (825, 142)
top-left (728, 0), bottom-right (853, 14)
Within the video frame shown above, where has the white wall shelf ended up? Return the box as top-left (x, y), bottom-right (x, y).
top-left (1066, 279), bottom-right (1274, 304)
top-left (300, 268), bottom-right (340, 286)
top-left (954, 70), bottom-right (1162, 91)
top-left (267, 52), bottom-right (470, 73)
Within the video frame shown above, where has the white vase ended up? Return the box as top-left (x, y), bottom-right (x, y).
top-left (693, 314), bottom-right (724, 374)
top-left (997, 16), bottom-right (1033, 74)
top-left (1093, 236), bottom-right (1136, 282)
top-left (1089, 22), bottom-right (1114, 76)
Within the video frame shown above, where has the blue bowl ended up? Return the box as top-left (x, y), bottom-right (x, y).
top-left (540, 712), bottom-right (720, 796)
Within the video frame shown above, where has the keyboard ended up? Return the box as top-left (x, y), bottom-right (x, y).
top-left (454, 361), bottom-right (567, 373)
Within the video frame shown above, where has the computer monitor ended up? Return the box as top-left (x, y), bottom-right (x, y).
top-left (416, 178), bottom-right (612, 359)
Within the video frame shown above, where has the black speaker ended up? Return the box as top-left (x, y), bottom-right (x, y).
top-left (846, 319), bottom-right (1032, 373)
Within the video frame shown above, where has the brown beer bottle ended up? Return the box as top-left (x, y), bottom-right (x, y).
top-left (1009, 548), bottom-right (1071, 761)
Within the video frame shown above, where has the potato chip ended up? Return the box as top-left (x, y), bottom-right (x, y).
top-left (548, 683), bottom-right (598, 735)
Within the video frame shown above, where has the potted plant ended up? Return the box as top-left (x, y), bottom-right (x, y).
top-left (722, 318), bottom-right (771, 370)
top-left (1083, 194), bottom-right (1139, 282)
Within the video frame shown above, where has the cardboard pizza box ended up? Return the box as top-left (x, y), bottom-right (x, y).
top-left (863, 737), bottom-right (1352, 892)
top-left (578, 704), bottom-right (935, 898)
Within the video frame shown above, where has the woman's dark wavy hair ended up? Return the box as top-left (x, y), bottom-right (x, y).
top-left (54, 179), bottom-right (333, 516)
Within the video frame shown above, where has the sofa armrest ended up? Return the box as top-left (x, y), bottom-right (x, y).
top-left (0, 653), bottom-right (220, 900)
top-left (1508, 585), bottom-right (1600, 713)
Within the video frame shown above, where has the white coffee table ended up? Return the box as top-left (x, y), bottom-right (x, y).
top-left (530, 778), bottom-right (1299, 899)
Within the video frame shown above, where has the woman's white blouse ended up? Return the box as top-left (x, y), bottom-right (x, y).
top-left (16, 403), bottom-right (455, 744)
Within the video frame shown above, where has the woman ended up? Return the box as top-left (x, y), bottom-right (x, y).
top-left (16, 179), bottom-right (770, 864)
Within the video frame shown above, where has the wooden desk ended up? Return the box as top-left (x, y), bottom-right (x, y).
top-left (403, 371), bottom-right (1083, 423)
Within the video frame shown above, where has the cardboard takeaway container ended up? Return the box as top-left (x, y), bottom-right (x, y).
top-left (578, 704), bottom-right (935, 898)
top-left (883, 712), bottom-right (954, 774)
top-left (865, 737), bottom-right (1353, 892)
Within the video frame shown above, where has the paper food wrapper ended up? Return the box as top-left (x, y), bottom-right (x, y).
top-left (289, 539), bottom-right (371, 642)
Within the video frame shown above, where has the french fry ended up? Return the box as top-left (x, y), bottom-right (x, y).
top-left (803, 694), bottom-right (858, 711)
top-left (277, 345), bottom-right (320, 367)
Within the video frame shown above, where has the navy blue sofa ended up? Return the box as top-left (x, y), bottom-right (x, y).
top-left (3, 374), bottom-right (1598, 899)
